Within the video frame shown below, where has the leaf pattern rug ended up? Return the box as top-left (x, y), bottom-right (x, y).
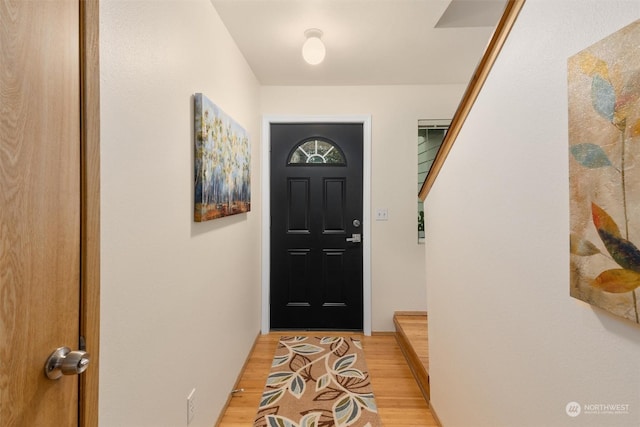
top-left (253, 336), bottom-right (383, 427)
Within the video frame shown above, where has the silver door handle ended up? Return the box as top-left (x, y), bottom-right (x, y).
top-left (346, 233), bottom-right (361, 243)
top-left (44, 346), bottom-right (90, 380)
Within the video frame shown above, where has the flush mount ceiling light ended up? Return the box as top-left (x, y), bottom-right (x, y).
top-left (302, 28), bottom-right (326, 65)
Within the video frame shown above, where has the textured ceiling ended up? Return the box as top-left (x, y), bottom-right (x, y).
top-left (210, 0), bottom-right (507, 86)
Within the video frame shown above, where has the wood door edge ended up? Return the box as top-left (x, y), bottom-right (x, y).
top-left (79, 0), bottom-right (101, 425)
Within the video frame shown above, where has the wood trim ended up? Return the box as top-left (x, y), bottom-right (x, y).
top-left (393, 310), bottom-right (428, 317)
top-left (370, 331), bottom-right (396, 336)
top-left (79, 0), bottom-right (101, 425)
top-left (430, 402), bottom-right (444, 427)
top-left (418, 0), bottom-right (526, 201)
top-left (214, 332), bottom-right (262, 427)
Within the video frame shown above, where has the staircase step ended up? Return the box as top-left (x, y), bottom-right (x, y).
top-left (394, 311), bottom-right (430, 402)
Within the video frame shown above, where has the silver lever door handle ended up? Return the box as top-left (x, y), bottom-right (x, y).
top-left (44, 346), bottom-right (90, 380)
top-left (346, 233), bottom-right (361, 243)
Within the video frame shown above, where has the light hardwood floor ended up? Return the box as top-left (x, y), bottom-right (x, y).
top-left (216, 332), bottom-right (437, 426)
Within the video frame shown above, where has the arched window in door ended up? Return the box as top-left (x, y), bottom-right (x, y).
top-left (287, 138), bottom-right (346, 165)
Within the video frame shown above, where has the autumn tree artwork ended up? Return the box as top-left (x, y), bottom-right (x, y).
top-left (194, 93), bottom-right (250, 222)
top-left (569, 20), bottom-right (640, 323)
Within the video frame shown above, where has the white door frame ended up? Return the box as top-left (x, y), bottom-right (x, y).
top-left (261, 115), bottom-right (372, 336)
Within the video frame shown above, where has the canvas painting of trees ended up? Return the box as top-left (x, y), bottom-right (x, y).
top-left (569, 20), bottom-right (640, 323)
top-left (194, 93), bottom-right (250, 221)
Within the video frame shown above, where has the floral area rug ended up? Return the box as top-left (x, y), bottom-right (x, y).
top-left (253, 336), bottom-right (383, 427)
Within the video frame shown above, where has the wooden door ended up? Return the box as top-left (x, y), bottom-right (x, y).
top-left (0, 0), bottom-right (86, 424)
top-left (270, 123), bottom-right (364, 330)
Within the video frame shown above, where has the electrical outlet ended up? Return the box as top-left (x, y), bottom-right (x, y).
top-left (187, 388), bottom-right (196, 425)
top-left (375, 208), bottom-right (388, 221)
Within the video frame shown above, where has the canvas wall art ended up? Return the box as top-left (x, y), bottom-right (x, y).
top-left (194, 93), bottom-right (250, 222)
top-left (569, 19), bottom-right (640, 324)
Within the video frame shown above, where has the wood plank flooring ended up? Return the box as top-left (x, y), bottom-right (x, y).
top-left (215, 332), bottom-right (437, 426)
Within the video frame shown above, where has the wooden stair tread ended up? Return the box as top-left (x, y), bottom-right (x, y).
top-left (394, 311), bottom-right (429, 402)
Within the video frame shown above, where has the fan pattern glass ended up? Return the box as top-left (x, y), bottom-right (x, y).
top-left (288, 139), bottom-right (345, 165)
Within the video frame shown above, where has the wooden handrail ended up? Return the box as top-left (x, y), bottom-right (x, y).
top-left (418, 0), bottom-right (526, 201)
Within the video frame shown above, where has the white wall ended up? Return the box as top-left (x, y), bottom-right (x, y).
top-left (100, 1), bottom-right (261, 426)
top-left (425, 1), bottom-right (640, 426)
top-left (261, 85), bottom-right (465, 330)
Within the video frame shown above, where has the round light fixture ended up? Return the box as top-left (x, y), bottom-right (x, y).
top-left (302, 28), bottom-right (326, 65)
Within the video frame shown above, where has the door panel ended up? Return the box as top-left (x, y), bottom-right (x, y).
top-left (322, 249), bottom-right (347, 304)
top-left (287, 178), bottom-right (310, 232)
top-left (323, 179), bottom-right (346, 232)
top-left (287, 249), bottom-right (311, 305)
top-left (0, 0), bottom-right (81, 425)
top-left (270, 123), bottom-right (363, 330)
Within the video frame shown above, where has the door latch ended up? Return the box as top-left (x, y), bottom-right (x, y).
top-left (44, 346), bottom-right (90, 380)
top-left (346, 233), bottom-right (361, 243)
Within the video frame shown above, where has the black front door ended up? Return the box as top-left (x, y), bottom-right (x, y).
top-left (270, 123), bottom-right (363, 330)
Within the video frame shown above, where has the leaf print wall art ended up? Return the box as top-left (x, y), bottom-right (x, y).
top-left (569, 19), bottom-right (640, 324)
top-left (194, 93), bottom-right (250, 221)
